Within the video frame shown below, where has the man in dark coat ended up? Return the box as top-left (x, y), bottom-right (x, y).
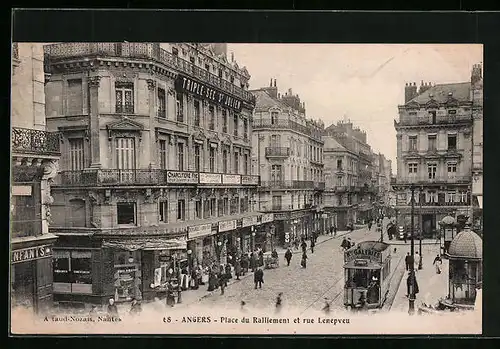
top-left (284, 248), bottom-right (292, 266)
top-left (330, 226), bottom-right (334, 235)
top-left (300, 240), bottom-right (307, 254)
top-left (406, 271), bottom-right (419, 297)
top-left (301, 252), bottom-right (308, 268)
top-left (341, 237), bottom-right (349, 250)
top-left (310, 239), bottom-right (315, 254)
top-left (254, 268), bottom-right (264, 289)
top-left (405, 252), bottom-right (413, 271)
top-left (333, 225), bottom-right (338, 236)
top-left (250, 252), bottom-right (257, 272)
top-left (235, 258), bottom-right (242, 280)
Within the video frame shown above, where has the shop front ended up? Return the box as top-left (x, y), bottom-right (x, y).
top-left (187, 223), bottom-right (218, 268)
top-left (217, 219), bottom-right (237, 266)
top-left (11, 238), bottom-right (57, 315)
top-left (239, 214), bottom-right (261, 253)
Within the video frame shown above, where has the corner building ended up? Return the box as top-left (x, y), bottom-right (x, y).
top-left (44, 42), bottom-right (259, 307)
top-left (251, 81), bottom-right (326, 248)
top-left (394, 72), bottom-right (479, 235)
top-left (11, 43), bottom-right (60, 314)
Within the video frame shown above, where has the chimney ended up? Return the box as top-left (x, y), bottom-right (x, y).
top-left (288, 88), bottom-right (292, 96)
top-left (471, 63), bottom-right (482, 85)
top-left (278, 93), bottom-right (281, 99)
top-left (404, 82), bottom-right (418, 103)
top-left (270, 78), bottom-right (273, 87)
top-left (231, 52), bottom-right (234, 62)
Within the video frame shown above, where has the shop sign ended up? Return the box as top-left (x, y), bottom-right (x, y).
top-left (199, 173), bottom-right (222, 184)
top-left (222, 174), bottom-right (241, 185)
top-left (166, 171), bottom-right (199, 184)
top-left (274, 213), bottom-right (289, 221)
top-left (188, 223), bottom-right (213, 239)
top-left (12, 185), bottom-right (32, 196)
top-left (175, 74), bottom-right (243, 112)
top-left (285, 232), bottom-right (290, 243)
top-left (242, 215), bottom-right (259, 227)
top-left (241, 175), bottom-right (259, 185)
top-left (291, 211), bottom-right (306, 219)
top-left (344, 248), bottom-right (382, 264)
top-left (219, 220), bottom-right (236, 232)
top-left (11, 245), bottom-right (52, 264)
top-left (260, 213), bottom-right (274, 224)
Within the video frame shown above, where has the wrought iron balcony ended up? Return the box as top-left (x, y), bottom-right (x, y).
top-left (395, 113), bottom-right (472, 127)
top-left (265, 147), bottom-right (290, 158)
top-left (44, 42), bottom-right (255, 105)
top-left (259, 180), bottom-right (314, 190)
top-left (394, 175), bottom-right (471, 185)
top-left (252, 119), bottom-right (323, 141)
top-left (12, 127), bottom-right (61, 156)
top-left (58, 169), bottom-right (167, 186)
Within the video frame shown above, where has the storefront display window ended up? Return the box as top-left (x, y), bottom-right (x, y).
top-left (113, 250), bottom-right (142, 302)
top-left (53, 250), bottom-right (92, 294)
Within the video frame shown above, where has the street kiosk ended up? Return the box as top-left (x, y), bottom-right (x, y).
top-left (343, 241), bottom-right (391, 310)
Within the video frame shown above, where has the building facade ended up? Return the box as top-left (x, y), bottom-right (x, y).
top-left (252, 81), bottom-right (326, 248)
top-left (394, 76), bottom-right (476, 237)
top-left (11, 43), bottom-right (60, 314)
top-left (470, 64), bottom-right (483, 232)
top-left (43, 42), bottom-right (260, 307)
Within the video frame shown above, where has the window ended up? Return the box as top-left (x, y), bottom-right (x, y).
top-left (223, 197), bottom-right (229, 215)
top-left (243, 119), bottom-right (248, 140)
top-left (115, 82), bottom-right (134, 114)
top-left (243, 154), bottom-right (249, 175)
top-left (445, 192), bottom-right (456, 203)
top-left (447, 162), bottom-right (457, 180)
top-left (205, 64), bottom-right (210, 72)
top-left (296, 166), bottom-right (300, 179)
top-left (218, 69), bottom-right (223, 79)
top-left (115, 138), bottom-right (135, 181)
top-left (189, 56), bottom-right (195, 64)
top-left (117, 202), bottom-right (136, 225)
top-left (67, 79), bottom-right (83, 115)
top-left (427, 191), bottom-right (437, 203)
top-left (176, 92), bottom-right (184, 122)
top-left (291, 195), bottom-right (294, 209)
top-left (194, 144), bottom-right (201, 172)
top-left (172, 47), bottom-right (178, 56)
top-left (408, 163), bottom-right (418, 176)
top-left (428, 135), bottom-right (437, 151)
top-left (209, 105), bottom-right (215, 130)
top-left (270, 134), bottom-right (281, 147)
top-left (157, 88), bottom-right (166, 118)
top-left (336, 176), bottom-right (343, 186)
top-left (222, 149), bottom-right (228, 173)
top-left (177, 199), bottom-right (185, 221)
top-left (271, 165), bottom-right (282, 182)
top-left (209, 147), bottom-right (216, 172)
top-left (234, 114), bottom-right (239, 137)
top-left (177, 142), bottom-right (184, 171)
top-left (234, 151), bottom-right (239, 173)
top-left (230, 75), bottom-right (235, 84)
top-left (210, 198), bottom-right (217, 217)
top-left (222, 110), bottom-right (228, 133)
top-left (69, 138), bottom-right (85, 170)
top-left (337, 159), bottom-right (343, 170)
top-left (240, 196), bottom-right (248, 213)
top-left (429, 110), bottom-right (437, 124)
top-left (159, 140), bottom-right (167, 169)
top-left (159, 200), bottom-right (168, 223)
top-left (271, 111), bottom-right (278, 125)
top-left (53, 250), bottom-right (92, 294)
top-left (203, 199), bottom-right (210, 219)
top-left (217, 199), bottom-right (224, 217)
top-left (195, 200), bottom-right (202, 219)
top-left (193, 100), bottom-right (201, 126)
top-left (448, 134), bottom-right (457, 150)
top-left (272, 196), bottom-right (282, 210)
top-left (460, 191), bottom-right (468, 203)
top-left (230, 198), bottom-right (238, 214)
top-left (409, 136), bottom-right (417, 151)
top-left (427, 163), bottom-right (437, 180)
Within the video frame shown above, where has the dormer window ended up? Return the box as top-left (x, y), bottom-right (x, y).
top-left (172, 47), bottom-right (178, 56)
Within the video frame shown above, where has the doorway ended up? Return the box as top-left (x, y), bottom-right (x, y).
top-left (422, 214), bottom-right (436, 238)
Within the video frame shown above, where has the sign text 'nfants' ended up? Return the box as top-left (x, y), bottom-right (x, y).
top-left (12, 245), bottom-right (53, 264)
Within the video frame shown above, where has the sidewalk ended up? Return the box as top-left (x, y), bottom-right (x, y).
top-left (117, 226), bottom-right (367, 314)
top-left (390, 244), bottom-right (449, 312)
top-left (388, 239), bottom-right (440, 246)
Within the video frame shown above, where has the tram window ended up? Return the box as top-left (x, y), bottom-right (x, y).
top-left (347, 269), bottom-right (370, 288)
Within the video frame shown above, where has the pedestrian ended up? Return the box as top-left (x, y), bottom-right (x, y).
top-left (406, 271), bottom-right (419, 297)
top-left (341, 237), bottom-right (349, 251)
top-left (414, 252), bottom-right (421, 271)
top-left (235, 258), bottom-right (242, 280)
top-left (403, 231), bottom-right (408, 244)
top-left (405, 252), bottom-right (412, 271)
top-left (293, 239), bottom-right (299, 250)
top-left (330, 226), bottom-right (334, 235)
top-left (129, 298), bottom-right (142, 316)
top-left (275, 292), bottom-right (283, 313)
top-left (240, 300), bottom-right (247, 312)
top-left (284, 248), bottom-right (292, 266)
top-left (166, 282), bottom-right (176, 307)
top-left (333, 225), bottom-right (337, 236)
top-left (271, 249), bottom-right (279, 259)
top-left (107, 298), bottom-right (118, 317)
top-left (250, 252), bottom-right (257, 272)
top-left (218, 269), bottom-right (226, 295)
top-left (301, 240), bottom-right (307, 254)
top-left (300, 252), bottom-right (308, 268)
top-left (310, 239), bottom-right (315, 254)
top-left (433, 254), bottom-right (442, 274)
top-left (368, 221), bottom-right (372, 231)
top-left (258, 249), bottom-right (264, 267)
top-left (322, 298), bottom-right (331, 315)
top-left (225, 263), bottom-right (232, 280)
top-left (254, 267), bottom-right (264, 289)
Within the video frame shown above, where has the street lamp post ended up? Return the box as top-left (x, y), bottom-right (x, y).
top-left (409, 184), bottom-right (416, 315)
top-left (418, 186), bottom-right (423, 270)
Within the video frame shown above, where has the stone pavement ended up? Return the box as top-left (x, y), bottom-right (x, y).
top-left (116, 226), bottom-right (367, 315)
top-left (390, 243), bottom-right (449, 313)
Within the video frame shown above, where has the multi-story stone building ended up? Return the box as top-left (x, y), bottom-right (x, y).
top-left (43, 42), bottom-right (260, 307)
top-left (394, 74), bottom-right (476, 236)
top-left (470, 64), bottom-right (483, 232)
top-left (375, 153), bottom-right (393, 215)
top-left (11, 43), bottom-right (60, 314)
top-left (251, 81), bottom-right (326, 248)
top-left (323, 121), bottom-right (379, 226)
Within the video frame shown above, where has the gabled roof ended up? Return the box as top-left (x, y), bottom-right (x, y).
top-left (407, 82), bottom-right (471, 105)
top-left (251, 89), bottom-right (289, 111)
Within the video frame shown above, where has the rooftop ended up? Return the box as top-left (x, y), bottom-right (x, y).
top-left (448, 227), bottom-right (483, 259)
top-left (407, 82), bottom-right (471, 105)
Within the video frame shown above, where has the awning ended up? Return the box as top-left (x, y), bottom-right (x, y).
top-left (102, 238), bottom-right (187, 251)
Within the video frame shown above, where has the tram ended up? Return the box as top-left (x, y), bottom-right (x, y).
top-left (343, 241), bottom-right (392, 310)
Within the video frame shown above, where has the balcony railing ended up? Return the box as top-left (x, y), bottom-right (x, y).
top-left (394, 175), bottom-right (471, 185)
top-left (44, 42), bottom-right (255, 105)
top-left (11, 219), bottom-right (43, 239)
top-left (314, 182), bottom-right (326, 190)
top-left (59, 169), bottom-right (167, 186)
top-left (260, 180), bottom-right (314, 189)
top-left (395, 113), bottom-right (472, 127)
top-left (12, 127), bottom-right (61, 156)
top-left (252, 119), bottom-right (323, 140)
top-left (265, 147), bottom-right (290, 157)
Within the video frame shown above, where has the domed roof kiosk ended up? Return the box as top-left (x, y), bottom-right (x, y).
top-left (441, 224), bottom-right (482, 310)
top-left (438, 215), bottom-right (458, 256)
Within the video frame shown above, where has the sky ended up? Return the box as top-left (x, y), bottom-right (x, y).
top-left (228, 44), bottom-right (483, 166)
